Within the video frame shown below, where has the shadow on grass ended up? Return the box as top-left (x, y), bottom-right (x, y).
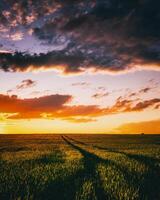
top-left (122, 152), bottom-right (160, 200)
top-left (35, 150), bottom-right (64, 165)
top-left (62, 136), bottom-right (108, 200)
top-left (0, 150), bottom-right (65, 200)
top-left (1, 136), bottom-right (159, 200)
top-left (0, 146), bottom-right (29, 152)
top-left (37, 136), bottom-right (109, 200)
top-left (64, 136), bottom-right (160, 200)
top-left (37, 165), bottom-right (87, 200)
top-left (91, 145), bottom-right (160, 200)
top-left (61, 136), bottom-right (143, 200)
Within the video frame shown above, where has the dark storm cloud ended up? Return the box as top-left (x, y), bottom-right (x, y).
top-left (0, 0), bottom-right (160, 74)
top-left (0, 50), bottom-right (85, 74)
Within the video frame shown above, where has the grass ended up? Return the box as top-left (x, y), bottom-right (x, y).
top-left (0, 134), bottom-right (160, 200)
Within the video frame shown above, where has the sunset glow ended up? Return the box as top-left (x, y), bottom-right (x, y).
top-left (0, 0), bottom-right (160, 134)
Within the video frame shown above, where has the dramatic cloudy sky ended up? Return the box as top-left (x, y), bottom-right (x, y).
top-left (0, 0), bottom-right (160, 133)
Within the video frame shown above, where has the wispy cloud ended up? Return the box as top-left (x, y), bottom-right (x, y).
top-left (7, 79), bottom-right (37, 94)
top-left (92, 92), bottom-right (109, 99)
top-left (16, 79), bottom-right (36, 90)
top-left (71, 82), bottom-right (90, 87)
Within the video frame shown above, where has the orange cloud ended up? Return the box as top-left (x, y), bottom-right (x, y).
top-left (130, 99), bottom-right (160, 112)
top-left (110, 98), bottom-right (160, 113)
top-left (0, 94), bottom-right (159, 123)
top-left (0, 94), bottom-right (72, 113)
top-left (115, 119), bottom-right (160, 134)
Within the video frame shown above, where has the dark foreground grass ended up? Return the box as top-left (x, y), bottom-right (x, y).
top-left (0, 134), bottom-right (160, 200)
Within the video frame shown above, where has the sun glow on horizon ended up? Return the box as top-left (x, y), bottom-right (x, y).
top-left (1, 108), bottom-right (160, 134)
top-left (0, 0), bottom-right (160, 134)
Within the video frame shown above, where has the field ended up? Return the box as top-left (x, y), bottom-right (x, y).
top-left (0, 134), bottom-right (160, 200)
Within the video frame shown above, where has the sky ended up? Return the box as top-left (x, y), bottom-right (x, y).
top-left (0, 0), bottom-right (160, 134)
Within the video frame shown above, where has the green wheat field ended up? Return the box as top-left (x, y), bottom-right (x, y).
top-left (0, 134), bottom-right (160, 200)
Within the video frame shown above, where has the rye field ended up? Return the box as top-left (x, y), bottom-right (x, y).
top-left (0, 134), bottom-right (160, 200)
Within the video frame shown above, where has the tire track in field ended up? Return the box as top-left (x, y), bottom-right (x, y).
top-left (65, 135), bottom-right (160, 169)
top-left (62, 136), bottom-right (108, 200)
top-left (63, 135), bottom-right (138, 179)
top-left (65, 136), bottom-right (88, 146)
top-left (62, 135), bottom-right (141, 200)
top-left (65, 136), bottom-right (160, 200)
